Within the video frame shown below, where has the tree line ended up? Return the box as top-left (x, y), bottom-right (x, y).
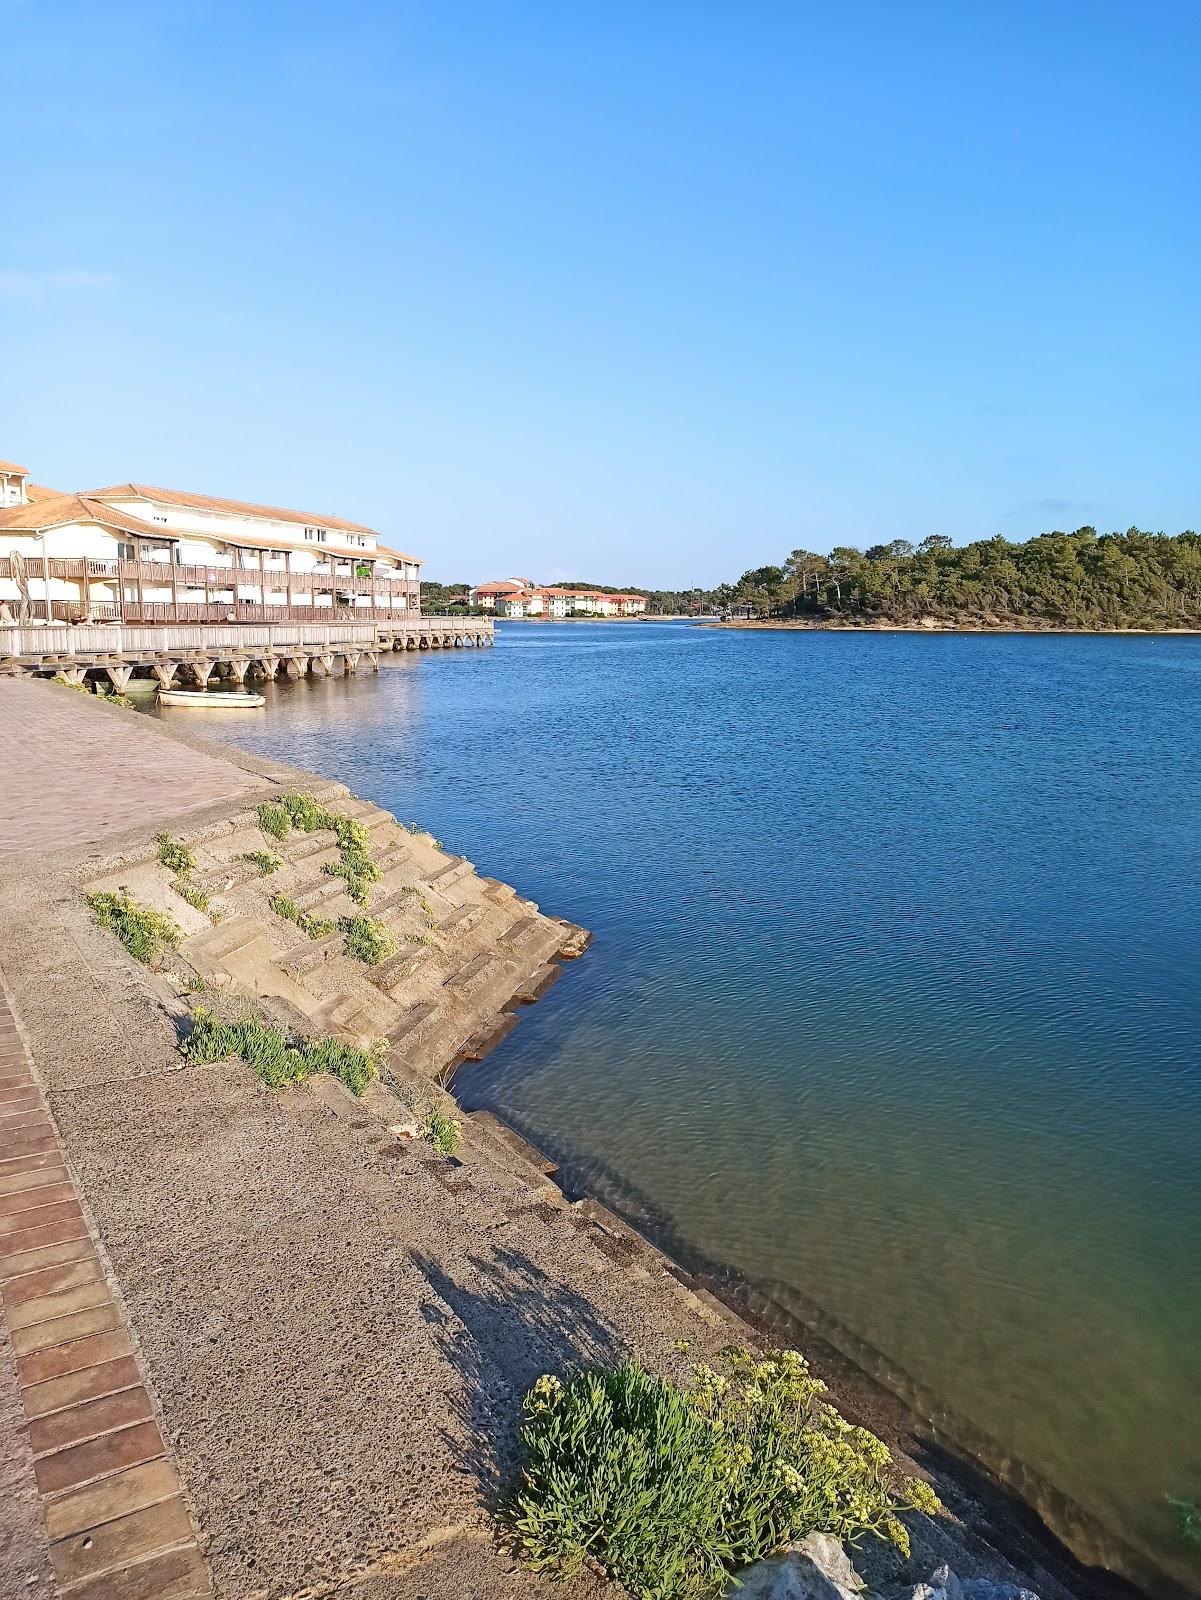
top-left (724, 527), bottom-right (1201, 628)
top-left (422, 526), bottom-right (1201, 627)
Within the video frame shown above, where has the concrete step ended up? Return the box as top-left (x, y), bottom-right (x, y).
top-left (496, 915), bottom-right (544, 956)
top-left (280, 932), bottom-right (344, 977)
top-left (427, 857), bottom-right (474, 890)
top-left (279, 833), bottom-right (330, 864)
top-left (456, 1011), bottom-right (518, 1063)
top-left (468, 1110), bottom-right (558, 1177)
top-left (374, 845), bottom-right (412, 875)
top-left (388, 1001), bottom-right (441, 1050)
top-left (443, 951), bottom-right (501, 998)
top-left (292, 877), bottom-right (344, 912)
top-left (183, 917), bottom-right (271, 964)
top-left (436, 903), bottom-right (490, 940)
top-left (480, 878), bottom-right (516, 905)
top-left (369, 943), bottom-right (440, 993)
top-left (511, 963), bottom-right (562, 1004)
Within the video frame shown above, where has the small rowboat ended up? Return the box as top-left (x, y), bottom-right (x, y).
top-left (158, 689), bottom-right (266, 709)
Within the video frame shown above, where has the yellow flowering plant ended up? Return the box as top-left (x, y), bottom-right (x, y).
top-left (500, 1343), bottom-right (940, 1600)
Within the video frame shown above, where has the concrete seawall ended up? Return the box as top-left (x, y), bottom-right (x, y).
top-left (0, 682), bottom-right (1120, 1600)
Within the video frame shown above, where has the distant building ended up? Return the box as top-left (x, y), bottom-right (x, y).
top-left (0, 462), bottom-right (421, 623)
top-left (470, 579), bottom-right (647, 618)
top-left (468, 580), bottom-right (527, 610)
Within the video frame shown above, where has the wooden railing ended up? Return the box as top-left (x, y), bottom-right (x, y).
top-left (0, 615), bottom-right (494, 659)
top-left (0, 556), bottom-right (419, 598)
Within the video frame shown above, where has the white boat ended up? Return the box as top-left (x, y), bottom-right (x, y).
top-left (158, 689), bottom-right (266, 709)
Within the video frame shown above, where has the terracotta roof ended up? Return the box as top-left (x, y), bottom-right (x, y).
top-left (0, 493), bottom-right (177, 541)
top-left (472, 580), bottom-right (525, 594)
top-left (26, 483), bottom-right (66, 502)
top-left (0, 460), bottom-right (29, 476)
top-left (377, 544), bottom-right (420, 566)
top-left (86, 482), bottom-right (378, 537)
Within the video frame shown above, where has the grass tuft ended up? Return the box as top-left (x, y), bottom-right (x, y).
top-left (269, 894), bottom-right (335, 940)
top-left (87, 890), bottom-right (182, 965)
top-left (180, 1007), bottom-right (386, 1096)
top-left (172, 876), bottom-right (210, 912)
top-left (421, 1109), bottom-right (463, 1156)
top-left (238, 849), bottom-right (283, 875)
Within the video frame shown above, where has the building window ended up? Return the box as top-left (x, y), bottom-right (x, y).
top-left (117, 542), bottom-right (136, 561)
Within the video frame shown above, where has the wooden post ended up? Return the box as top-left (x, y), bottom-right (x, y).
top-left (285, 549), bottom-right (293, 615)
top-left (170, 543), bottom-right (180, 621)
top-left (133, 538), bottom-right (144, 621)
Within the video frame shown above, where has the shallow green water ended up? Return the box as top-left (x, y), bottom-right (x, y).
top-left (209, 623), bottom-right (1201, 1593)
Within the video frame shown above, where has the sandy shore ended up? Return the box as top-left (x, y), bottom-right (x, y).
top-left (702, 618), bottom-right (1201, 635)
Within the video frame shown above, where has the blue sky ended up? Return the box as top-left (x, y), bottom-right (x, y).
top-left (2, 1), bottom-right (1198, 585)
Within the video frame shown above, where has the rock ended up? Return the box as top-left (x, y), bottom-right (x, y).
top-left (728, 1531), bottom-right (865, 1598)
top-left (893, 1567), bottom-right (1039, 1600)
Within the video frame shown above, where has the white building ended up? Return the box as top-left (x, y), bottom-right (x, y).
top-left (0, 467), bottom-right (421, 623)
top-left (470, 579), bottom-right (647, 619)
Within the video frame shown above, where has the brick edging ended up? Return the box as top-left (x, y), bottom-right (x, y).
top-left (0, 994), bottom-right (211, 1599)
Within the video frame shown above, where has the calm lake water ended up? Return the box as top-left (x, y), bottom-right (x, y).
top-left (192, 622), bottom-right (1201, 1592)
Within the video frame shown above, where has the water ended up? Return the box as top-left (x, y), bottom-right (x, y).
top-left (195, 623), bottom-right (1201, 1592)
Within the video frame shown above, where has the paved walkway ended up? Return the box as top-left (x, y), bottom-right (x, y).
top-left (0, 990), bottom-right (210, 1598)
top-left (0, 680), bottom-right (261, 859)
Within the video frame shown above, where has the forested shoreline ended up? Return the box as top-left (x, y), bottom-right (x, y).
top-left (424, 527), bottom-right (1201, 629)
top-left (715, 528), bottom-right (1201, 629)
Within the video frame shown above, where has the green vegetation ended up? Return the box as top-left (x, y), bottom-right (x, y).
top-left (269, 893), bottom-right (335, 940)
top-left (258, 792), bottom-right (381, 904)
top-left (256, 799), bottom-right (292, 839)
top-left (155, 832), bottom-right (212, 913)
top-left (339, 915), bottom-right (397, 965)
top-left (720, 529), bottom-right (1201, 629)
top-left (238, 849), bottom-right (283, 875)
top-left (406, 930), bottom-right (436, 947)
top-left (52, 673), bottom-right (135, 707)
top-left (86, 890), bottom-right (182, 966)
top-left (155, 833), bottom-right (196, 874)
top-left (401, 885), bottom-right (436, 923)
top-left (172, 877), bottom-right (210, 913)
top-left (420, 1108), bottom-right (463, 1156)
top-left (180, 1007), bottom-right (386, 1096)
top-left (501, 1346), bottom-right (940, 1600)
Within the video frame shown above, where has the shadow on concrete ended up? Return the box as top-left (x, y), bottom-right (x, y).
top-left (411, 1244), bottom-right (625, 1508)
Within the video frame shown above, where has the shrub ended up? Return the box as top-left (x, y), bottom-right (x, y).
top-left (87, 891), bottom-right (182, 966)
top-left (181, 1007), bottom-right (386, 1096)
top-left (269, 894), bottom-right (334, 940)
top-left (321, 854), bottom-right (380, 905)
top-left (407, 931), bottom-right (436, 947)
top-left (239, 849), bottom-right (282, 875)
top-left (155, 833), bottom-right (195, 874)
top-left (421, 1109), bottom-right (463, 1156)
top-left (500, 1346), bottom-right (940, 1600)
top-left (257, 800), bottom-right (291, 840)
top-left (340, 915), bottom-right (397, 965)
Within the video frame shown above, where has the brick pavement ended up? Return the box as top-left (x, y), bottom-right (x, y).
top-left (0, 678), bottom-right (261, 859)
top-left (0, 991), bottom-right (210, 1599)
